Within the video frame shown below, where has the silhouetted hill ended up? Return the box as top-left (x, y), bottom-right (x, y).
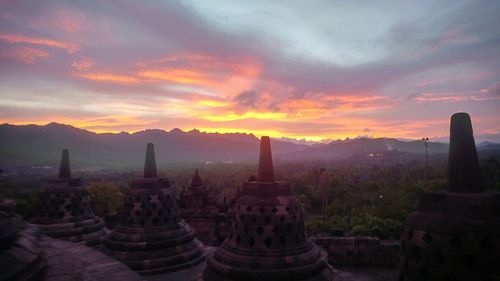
top-left (280, 137), bottom-right (499, 161)
top-left (0, 123), bottom-right (304, 169)
top-left (1, 123), bottom-right (498, 170)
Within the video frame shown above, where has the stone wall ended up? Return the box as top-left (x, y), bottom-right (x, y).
top-left (186, 216), bottom-right (230, 246)
top-left (311, 236), bottom-right (400, 267)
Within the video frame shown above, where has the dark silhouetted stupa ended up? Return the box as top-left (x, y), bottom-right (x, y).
top-left (399, 113), bottom-right (500, 281)
top-left (203, 136), bottom-right (336, 281)
top-left (32, 149), bottom-right (105, 247)
top-left (0, 199), bottom-right (46, 281)
top-left (102, 143), bottom-right (205, 275)
top-left (179, 169), bottom-right (230, 246)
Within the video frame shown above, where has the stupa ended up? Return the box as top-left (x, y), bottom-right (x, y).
top-left (203, 136), bottom-right (336, 281)
top-left (179, 169), bottom-right (230, 246)
top-left (0, 199), bottom-right (46, 281)
top-left (102, 143), bottom-right (205, 275)
top-left (32, 149), bottom-right (105, 247)
top-left (399, 113), bottom-right (500, 281)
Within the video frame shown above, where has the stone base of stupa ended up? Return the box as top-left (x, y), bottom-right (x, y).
top-left (102, 220), bottom-right (206, 275)
top-left (0, 200), bottom-right (47, 281)
top-left (399, 191), bottom-right (500, 281)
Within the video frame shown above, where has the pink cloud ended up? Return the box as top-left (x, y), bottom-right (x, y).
top-left (1, 47), bottom-right (49, 64)
top-left (0, 33), bottom-right (79, 53)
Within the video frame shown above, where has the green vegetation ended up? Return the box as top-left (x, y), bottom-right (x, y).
top-left (86, 181), bottom-right (124, 216)
top-left (1, 154), bottom-right (498, 240)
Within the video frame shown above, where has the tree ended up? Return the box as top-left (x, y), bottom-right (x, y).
top-left (86, 181), bottom-right (123, 216)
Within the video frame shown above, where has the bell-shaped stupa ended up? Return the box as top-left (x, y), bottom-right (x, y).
top-left (399, 113), bottom-right (500, 281)
top-left (102, 143), bottom-right (205, 275)
top-left (32, 149), bottom-right (105, 247)
top-left (203, 136), bottom-right (336, 281)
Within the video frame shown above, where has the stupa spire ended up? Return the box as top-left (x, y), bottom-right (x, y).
top-left (58, 149), bottom-right (71, 180)
top-left (257, 136), bottom-right (274, 182)
top-left (447, 112), bottom-right (483, 192)
top-left (143, 143), bottom-right (157, 178)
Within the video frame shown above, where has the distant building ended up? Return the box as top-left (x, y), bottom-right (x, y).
top-left (179, 169), bottom-right (230, 246)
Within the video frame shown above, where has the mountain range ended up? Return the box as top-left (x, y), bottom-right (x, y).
top-left (1, 123), bottom-right (499, 170)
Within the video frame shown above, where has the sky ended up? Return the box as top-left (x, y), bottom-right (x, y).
top-left (0, 0), bottom-right (499, 142)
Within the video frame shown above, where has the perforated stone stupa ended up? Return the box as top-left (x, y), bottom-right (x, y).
top-left (399, 113), bottom-right (500, 281)
top-left (0, 199), bottom-right (46, 281)
top-left (102, 143), bottom-right (205, 275)
top-left (203, 136), bottom-right (336, 281)
top-left (179, 169), bottom-right (230, 246)
top-left (32, 149), bottom-right (105, 247)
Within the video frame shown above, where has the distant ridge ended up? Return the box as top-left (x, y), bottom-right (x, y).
top-left (0, 123), bottom-right (498, 169)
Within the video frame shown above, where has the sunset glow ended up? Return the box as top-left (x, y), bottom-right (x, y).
top-left (1, 1), bottom-right (499, 142)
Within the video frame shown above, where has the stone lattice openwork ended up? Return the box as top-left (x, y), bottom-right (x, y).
top-left (203, 136), bottom-right (336, 281)
top-left (32, 149), bottom-right (105, 247)
top-left (179, 169), bottom-right (230, 246)
top-left (399, 113), bottom-right (500, 281)
top-left (0, 199), bottom-right (46, 281)
top-left (102, 143), bottom-right (205, 275)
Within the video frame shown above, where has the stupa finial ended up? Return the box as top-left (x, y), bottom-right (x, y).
top-left (59, 149), bottom-right (71, 180)
top-left (447, 112), bottom-right (483, 192)
top-left (144, 143), bottom-right (157, 178)
top-left (257, 136), bottom-right (274, 182)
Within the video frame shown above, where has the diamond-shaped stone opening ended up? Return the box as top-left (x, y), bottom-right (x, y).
top-left (257, 226), bottom-right (264, 235)
top-left (273, 225), bottom-right (279, 235)
top-left (248, 237), bottom-right (255, 248)
top-left (265, 216), bottom-right (271, 224)
top-left (272, 206), bottom-right (278, 213)
top-left (265, 237), bottom-right (272, 248)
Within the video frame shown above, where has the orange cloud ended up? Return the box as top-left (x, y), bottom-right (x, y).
top-left (78, 72), bottom-right (138, 84)
top-left (0, 33), bottom-right (79, 53)
top-left (1, 47), bottom-right (49, 64)
top-left (138, 68), bottom-right (210, 85)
